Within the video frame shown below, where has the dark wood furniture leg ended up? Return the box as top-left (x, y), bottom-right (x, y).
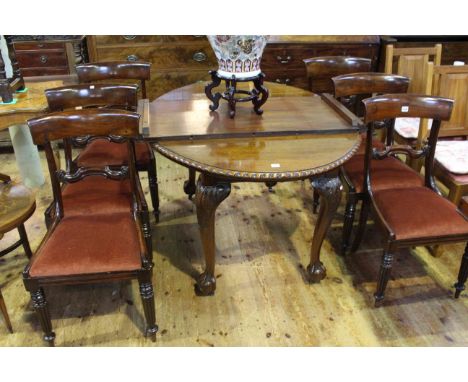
top-left (18, 223), bottom-right (33, 259)
top-left (30, 287), bottom-right (55, 346)
top-left (146, 155), bottom-right (160, 221)
top-left (184, 168), bottom-right (197, 200)
top-left (194, 173), bottom-right (231, 296)
top-left (454, 243), bottom-right (468, 298)
top-left (306, 172), bottom-right (342, 282)
top-left (350, 198), bottom-right (371, 253)
top-left (341, 193), bottom-right (358, 256)
top-left (138, 269), bottom-right (158, 342)
top-left (374, 248), bottom-right (394, 307)
top-left (312, 188), bottom-right (320, 214)
top-left (0, 288), bottom-right (13, 333)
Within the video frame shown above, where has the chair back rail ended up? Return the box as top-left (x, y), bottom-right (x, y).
top-left (432, 64), bottom-right (468, 138)
top-left (76, 61), bottom-right (151, 98)
top-left (303, 56), bottom-right (372, 94)
top-left (27, 110), bottom-right (141, 221)
top-left (332, 73), bottom-right (410, 98)
top-left (45, 84), bottom-right (138, 112)
top-left (362, 94), bottom-right (454, 193)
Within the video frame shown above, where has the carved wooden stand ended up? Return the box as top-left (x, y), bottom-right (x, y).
top-left (205, 70), bottom-right (269, 118)
top-left (0, 35), bottom-right (25, 103)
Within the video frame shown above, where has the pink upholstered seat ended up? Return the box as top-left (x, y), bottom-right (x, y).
top-left (435, 140), bottom-right (468, 175)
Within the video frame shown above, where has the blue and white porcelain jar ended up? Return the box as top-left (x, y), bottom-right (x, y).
top-left (207, 35), bottom-right (268, 79)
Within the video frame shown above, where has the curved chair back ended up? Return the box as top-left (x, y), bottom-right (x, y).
top-left (46, 84), bottom-right (138, 112)
top-left (303, 56), bottom-right (372, 94)
top-left (76, 61), bottom-right (151, 98)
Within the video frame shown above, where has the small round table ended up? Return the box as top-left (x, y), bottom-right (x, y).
top-left (147, 82), bottom-right (361, 295)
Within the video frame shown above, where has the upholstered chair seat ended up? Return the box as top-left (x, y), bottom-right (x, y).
top-left (373, 187), bottom-right (468, 241)
top-left (77, 139), bottom-right (152, 168)
top-left (29, 212), bottom-right (142, 277)
top-left (394, 117), bottom-right (433, 140)
top-left (435, 140), bottom-right (468, 175)
top-left (343, 155), bottom-right (423, 194)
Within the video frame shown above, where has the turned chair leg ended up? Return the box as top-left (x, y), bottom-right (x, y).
top-left (138, 278), bottom-right (158, 342)
top-left (350, 198), bottom-right (370, 253)
top-left (18, 223), bottom-right (33, 259)
top-left (312, 188), bottom-right (320, 214)
top-left (341, 194), bottom-right (357, 256)
top-left (0, 288), bottom-right (13, 333)
top-left (454, 243), bottom-right (468, 298)
top-left (374, 250), bottom-right (394, 307)
top-left (30, 288), bottom-right (55, 346)
top-left (146, 157), bottom-right (160, 222)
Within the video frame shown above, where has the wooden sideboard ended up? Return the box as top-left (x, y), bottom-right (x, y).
top-left (86, 35), bottom-right (381, 100)
top-left (11, 36), bottom-right (87, 77)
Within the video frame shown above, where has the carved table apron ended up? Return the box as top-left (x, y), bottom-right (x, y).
top-left (145, 82), bottom-right (361, 295)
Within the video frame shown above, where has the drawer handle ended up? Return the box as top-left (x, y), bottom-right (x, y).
top-left (193, 51), bottom-right (207, 62)
top-left (275, 78), bottom-right (291, 85)
top-left (127, 54), bottom-right (139, 62)
top-left (277, 55), bottom-right (292, 64)
top-left (123, 35), bottom-right (136, 40)
top-left (40, 55), bottom-right (48, 64)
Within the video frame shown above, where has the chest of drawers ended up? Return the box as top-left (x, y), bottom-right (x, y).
top-left (12, 36), bottom-right (87, 77)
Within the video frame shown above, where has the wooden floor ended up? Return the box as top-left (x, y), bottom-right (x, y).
top-left (1, 150), bottom-right (467, 347)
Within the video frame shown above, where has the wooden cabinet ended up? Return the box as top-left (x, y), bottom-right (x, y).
top-left (87, 35), bottom-right (216, 100)
top-left (87, 35), bottom-right (381, 100)
top-left (11, 36), bottom-right (87, 77)
top-left (263, 36), bottom-right (380, 90)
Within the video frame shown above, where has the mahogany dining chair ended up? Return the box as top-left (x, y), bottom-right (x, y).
top-left (75, 61), bottom-right (160, 219)
top-left (24, 109), bottom-right (158, 346)
top-left (360, 94), bottom-right (468, 306)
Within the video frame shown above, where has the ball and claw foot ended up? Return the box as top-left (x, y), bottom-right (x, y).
top-left (306, 261), bottom-right (326, 283)
top-left (195, 272), bottom-right (216, 296)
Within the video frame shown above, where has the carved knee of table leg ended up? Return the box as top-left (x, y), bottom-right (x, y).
top-left (306, 173), bottom-right (342, 284)
top-left (194, 175), bottom-right (231, 296)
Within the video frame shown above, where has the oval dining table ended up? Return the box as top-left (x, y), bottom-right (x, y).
top-left (144, 81), bottom-right (362, 295)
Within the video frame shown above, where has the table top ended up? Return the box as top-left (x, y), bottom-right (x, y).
top-left (150, 82), bottom-right (361, 181)
top-left (0, 80), bottom-right (63, 131)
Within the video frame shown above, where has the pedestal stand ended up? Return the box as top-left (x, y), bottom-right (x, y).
top-left (205, 70), bottom-right (269, 118)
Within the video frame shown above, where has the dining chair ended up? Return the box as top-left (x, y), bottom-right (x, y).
top-left (24, 109), bottom-right (158, 346)
top-left (43, 84), bottom-right (153, 259)
top-left (360, 94), bottom-right (468, 306)
top-left (75, 61), bottom-right (160, 220)
top-left (0, 173), bottom-right (35, 333)
top-left (303, 56), bottom-right (373, 212)
top-left (331, 73), bottom-right (413, 255)
top-left (385, 45), bottom-right (442, 167)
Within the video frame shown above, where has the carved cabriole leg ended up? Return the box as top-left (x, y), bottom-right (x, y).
top-left (454, 243), bottom-right (468, 298)
top-left (374, 249), bottom-right (394, 307)
top-left (194, 174), bottom-right (231, 296)
top-left (30, 288), bottom-right (55, 346)
top-left (341, 193), bottom-right (357, 256)
top-left (0, 288), bottom-right (13, 333)
top-left (205, 70), bottom-right (222, 112)
top-left (17, 223), bottom-right (33, 259)
top-left (146, 157), bottom-right (160, 221)
top-left (312, 188), bottom-right (320, 214)
top-left (306, 172), bottom-right (342, 283)
top-left (138, 270), bottom-right (158, 341)
top-left (252, 73), bottom-right (269, 115)
top-left (184, 168), bottom-right (197, 200)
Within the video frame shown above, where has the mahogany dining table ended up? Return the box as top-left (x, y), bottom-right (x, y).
top-left (144, 81), bottom-right (362, 295)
